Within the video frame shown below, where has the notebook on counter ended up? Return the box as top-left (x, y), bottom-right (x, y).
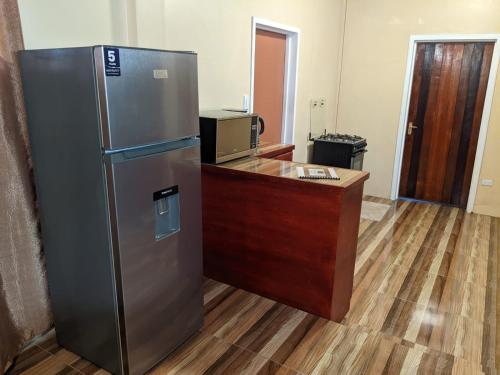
top-left (296, 166), bottom-right (340, 180)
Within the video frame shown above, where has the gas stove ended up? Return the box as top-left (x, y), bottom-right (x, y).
top-left (315, 133), bottom-right (366, 147)
top-left (312, 133), bottom-right (367, 170)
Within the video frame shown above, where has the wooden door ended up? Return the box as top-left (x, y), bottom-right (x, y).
top-left (399, 42), bottom-right (494, 208)
top-left (254, 29), bottom-right (286, 144)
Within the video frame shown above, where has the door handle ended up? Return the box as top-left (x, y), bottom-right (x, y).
top-left (407, 122), bottom-right (418, 135)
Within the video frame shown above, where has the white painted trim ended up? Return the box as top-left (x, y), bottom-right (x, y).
top-left (250, 17), bottom-right (300, 145)
top-left (467, 40), bottom-right (500, 212)
top-left (391, 36), bottom-right (418, 202)
top-left (391, 34), bottom-right (500, 213)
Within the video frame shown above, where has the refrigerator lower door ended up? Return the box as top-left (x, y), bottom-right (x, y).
top-left (109, 145), bottom-right (202, 375)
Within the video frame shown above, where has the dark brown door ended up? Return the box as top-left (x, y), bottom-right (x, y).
top-left (254, 29), bottom-right (286, 144)
top-left (399, 42), bottom-right (494, 208)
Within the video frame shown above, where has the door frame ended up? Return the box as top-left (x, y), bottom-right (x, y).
top-left (250, 17), bottom-right (300, 144)
top-left (391, 34), bottom-right (500, 212)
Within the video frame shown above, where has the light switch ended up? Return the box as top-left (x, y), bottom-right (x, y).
top-left (242, 94), bottom-right (249, 112)
top-left (481, 179), bottom-right (494, 187)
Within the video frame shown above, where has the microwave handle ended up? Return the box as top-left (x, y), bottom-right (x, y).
top-left (258, 117), bottom-right (265, 135)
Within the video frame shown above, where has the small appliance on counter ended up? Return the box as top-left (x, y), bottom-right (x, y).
top-left (20, 46), bottom-right (203, 375)
top-left (199, 110), bottom-right (265, 164)
top-left (312, 133), bottom-right (367, 170)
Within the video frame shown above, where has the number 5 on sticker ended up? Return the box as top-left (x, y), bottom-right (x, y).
top-left (103, 47), bottom-right (121, 77)
top-left (107, 50), bottom-right (116, 63)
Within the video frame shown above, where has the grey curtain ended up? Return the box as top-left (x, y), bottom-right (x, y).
top-left (0, 0), bottom-right (51, 372)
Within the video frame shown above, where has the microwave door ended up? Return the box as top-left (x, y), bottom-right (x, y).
top-left (216, 117), bottom-right (252, 163)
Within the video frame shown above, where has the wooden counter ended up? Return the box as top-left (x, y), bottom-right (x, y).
top-left (254, 143), bottom-right (295, 160)
top-left (219, 157), bottom-right (368, 188)
top-left (201, 157), bottom-right (369, 321)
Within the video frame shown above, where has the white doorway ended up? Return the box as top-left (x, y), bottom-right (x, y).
top-left (250, 17), bottom-right (300, 145)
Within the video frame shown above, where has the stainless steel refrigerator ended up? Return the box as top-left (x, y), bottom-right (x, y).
top-left (20, 46), bottom-right (203, 375)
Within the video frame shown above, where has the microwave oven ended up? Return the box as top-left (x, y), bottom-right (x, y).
top-left (199, 110), bottom-right (264, 164)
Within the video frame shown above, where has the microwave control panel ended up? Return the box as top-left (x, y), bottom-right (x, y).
top-left (250, 116), bottom-right (258, 149)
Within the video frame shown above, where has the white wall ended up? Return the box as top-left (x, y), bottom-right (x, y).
top-left (18, 0), bottom-right (345, 162)
top-left (17, 0), bottom-right (130, 47)
top-left (337, 0), bottom-right (500, 216)
top-left (144, 0), bottom-right (345, 161)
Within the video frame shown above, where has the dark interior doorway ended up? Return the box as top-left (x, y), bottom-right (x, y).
top-left (399, 42), bottom-right (494, 208)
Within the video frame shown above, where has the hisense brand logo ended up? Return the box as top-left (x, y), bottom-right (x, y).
top-left (153, 69), bottom-right (169, 79)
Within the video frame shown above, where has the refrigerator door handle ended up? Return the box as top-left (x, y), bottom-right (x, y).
top-left (105, 137), bottom-right (200, 160)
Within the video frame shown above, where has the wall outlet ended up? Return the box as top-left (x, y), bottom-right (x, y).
top-left (481, 179), bottom-right (494, 187)
top-left (310, 98), bottom-right (326, 109)
top-left (310, 98), bottom-right (327, 138)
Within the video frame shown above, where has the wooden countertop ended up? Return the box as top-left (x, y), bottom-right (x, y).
top-left (208, 156), bottom-right (369, 189)
top-left (254, 143), bottom-right (295, 157)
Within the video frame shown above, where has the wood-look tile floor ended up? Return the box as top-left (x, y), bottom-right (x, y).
top-left (9, 197), bottom-right (499, 375)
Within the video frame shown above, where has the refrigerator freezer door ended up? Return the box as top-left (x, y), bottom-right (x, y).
top-left (109, 146), bottom-right (203, 375)
top-left (95, 47), bottom-right (199, 150)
